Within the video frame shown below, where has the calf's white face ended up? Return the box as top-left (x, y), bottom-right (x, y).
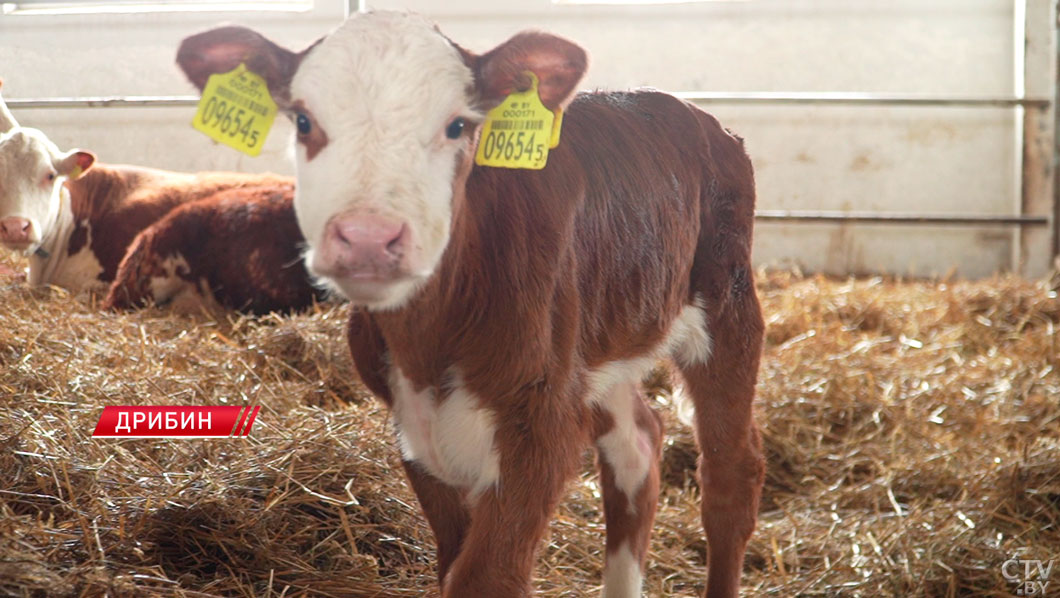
top-left (290, 14), bottom-right (478, 309)
top-left (0, 128), bottom-right (94, 253)
top-left (177, 11), bottom-right (587, 310)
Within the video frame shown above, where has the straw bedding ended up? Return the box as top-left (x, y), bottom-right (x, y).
top-left (1, 250), bottom-right (1057, 597)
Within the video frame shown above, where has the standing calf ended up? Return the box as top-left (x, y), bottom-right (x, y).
top-left (104, 183), bottom-right (327, 314)
top-left (180, 12), bottom-right (764, 598)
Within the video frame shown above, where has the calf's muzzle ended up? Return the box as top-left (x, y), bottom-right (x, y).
top-left (0, 216), bottom-right (33, 249)
top-left (316, 212), bottom-right (409, 280)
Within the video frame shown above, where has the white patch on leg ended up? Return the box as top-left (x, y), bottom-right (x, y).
top-left (148, 253), bottom-right (193, 304)
top-left (585, 356), bottom-right (660, 406)
top-left (668, 296), bottom-right (711, 428)
top-left (391, 368), bottom-right (500, 498)
top-left (669, 295), bottom-right (712, 368)
top-left (594, 379), bottom-right (654, 508)
top-left (671, 383), bottom-right (696, 429)
top-left (585, 297), bottom-right (712, 504)
top-left (601, 543), bottom-right (643, 598)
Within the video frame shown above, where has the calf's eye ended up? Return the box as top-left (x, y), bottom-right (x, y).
top-left (445, 117), bottom-right (466, 140)
top-left (296, 113), bottom-right (312, 135)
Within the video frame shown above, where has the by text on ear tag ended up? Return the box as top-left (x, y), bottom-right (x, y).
top-left (475, 72), bottom-right (556, 170)
top-left (192, 63), bottom-right (277, 157)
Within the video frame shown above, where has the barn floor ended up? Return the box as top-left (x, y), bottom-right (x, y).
top-left (1, 251), bottom-right (1058, 598)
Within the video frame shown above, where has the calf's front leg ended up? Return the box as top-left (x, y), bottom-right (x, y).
top-left (429, 398), bottom-right (587, 598)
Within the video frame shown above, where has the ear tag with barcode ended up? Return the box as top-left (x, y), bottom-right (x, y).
top-left (192, 63), bottom-right (277, 157)
top-left (548, 108), bottom-right (563, 149)
top-left (475, 72), bottom-right (561, 170)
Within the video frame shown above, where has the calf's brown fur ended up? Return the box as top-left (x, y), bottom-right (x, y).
top-left (104, 183), bottom-right (326, 315)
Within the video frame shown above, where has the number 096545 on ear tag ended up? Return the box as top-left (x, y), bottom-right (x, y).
top-left (475, 72), bottom-right (561, 170)
top-left (192, 64), bottom-right (277, 157)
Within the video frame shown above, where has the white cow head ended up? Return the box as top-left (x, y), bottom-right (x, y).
top-left (0, 80), bottom-right (95, 253)
top-left (178, 12), bottom-right (587, 310)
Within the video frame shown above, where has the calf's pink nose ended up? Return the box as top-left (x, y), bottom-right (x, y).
top-left (322, 213), bottom-right (408, 276)
top-left (0, 217), bottom-right (32, 244)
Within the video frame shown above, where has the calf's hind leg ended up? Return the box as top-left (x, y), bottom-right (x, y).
top-left (677, 294), bottom-right (765, 598)
top-left (592, 379), bottom-right (664, 598)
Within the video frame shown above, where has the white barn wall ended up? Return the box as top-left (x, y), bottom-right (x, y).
top-left (0, 0), bottom-right (1032, 277)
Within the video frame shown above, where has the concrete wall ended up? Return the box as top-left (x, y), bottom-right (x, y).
top-left (0, 0), bottom-right (1048, 277)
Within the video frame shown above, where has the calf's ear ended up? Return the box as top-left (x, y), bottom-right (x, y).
top-left (0, 77), bottom-right (20, 133)
top-left (473, 31), bottom-right (588, 111)
top-left (176, 26), bottom-right (307, 104)
top-left (56, 150), bottom-right (96, 179)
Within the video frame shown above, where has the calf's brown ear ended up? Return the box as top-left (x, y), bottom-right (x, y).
top-left (176, 26), bottom-right (305, 104)
top-left (57, 150), bottom-right (96, 179)
top-left (473, 31), bottom-right (588, 111)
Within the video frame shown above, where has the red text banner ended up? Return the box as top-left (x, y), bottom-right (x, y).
top-left (92, 406), bottom-right (260, 438)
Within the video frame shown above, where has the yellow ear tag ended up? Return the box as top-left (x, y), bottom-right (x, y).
top-left (69, 165), bottom-right (83, 179)
top-left (475, 72), bottom-right (558, 170)
top-left (549, 108), bottom-right (563, 149)
top-left (192, 63), bottom-right (278, 157)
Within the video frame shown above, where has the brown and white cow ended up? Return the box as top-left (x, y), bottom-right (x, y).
top-left (179, 12), bottom-right (765, 598)
top-left (104, 183), bottom-right (328, 315)
top-left (0, 79), bottom-right (297, 295)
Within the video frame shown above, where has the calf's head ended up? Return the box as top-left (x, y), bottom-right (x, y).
top-left (177, 12), bottom-right (587, 310)
top-left (0, 80), bottom-right (95, 253)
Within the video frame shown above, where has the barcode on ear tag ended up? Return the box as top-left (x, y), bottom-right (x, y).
top-left (475, 72), bottom-right (558, 170)
top-left (192, 63), bottom-right (278, 157)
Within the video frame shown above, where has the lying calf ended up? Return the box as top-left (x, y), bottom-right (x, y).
top-left (0, 77), bottom-right (296, 294)
top-left (104, 184), bottom-right (328, 315)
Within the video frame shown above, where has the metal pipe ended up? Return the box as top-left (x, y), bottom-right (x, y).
top-left (1055, 4), bottom-right (1060, 259)
top-left (675, 91), bottom-right (1051, 108)
top-left (7, 96), bottom-right (200, 109)
top-left (5, 92), bottom-right (1051, 110)
top-left (754, 210), bottom-right (1050, 226)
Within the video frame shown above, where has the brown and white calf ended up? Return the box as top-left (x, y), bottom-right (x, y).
top-left (180, 12), bottom-right (764, 598)
top-left (0, 80), bottom-right (296, 294)
top-left (104, 183), bottom-right (328, 315)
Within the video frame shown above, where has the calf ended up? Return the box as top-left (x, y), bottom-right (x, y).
top-left (0, 79), bottom-right (295, 294)
top-left (180, 12), bottom-right (764, 598)
top-left (104, 183), bottom-right (328, 315)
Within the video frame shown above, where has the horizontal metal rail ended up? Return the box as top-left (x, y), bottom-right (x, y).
top-left (5, 92), bottom-right (1052, 110)
top-left (754, 210), bottom-right (1050, 226)
top-left (7, 98), bottom-right (1051, 228)
top-left (675, 91), bottom-right (1052, 108)
top-left (7, 96), bottom-right (200, 109)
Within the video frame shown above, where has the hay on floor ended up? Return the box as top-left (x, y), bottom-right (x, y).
top-left (1, 249), bottom-right (1058, 597)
